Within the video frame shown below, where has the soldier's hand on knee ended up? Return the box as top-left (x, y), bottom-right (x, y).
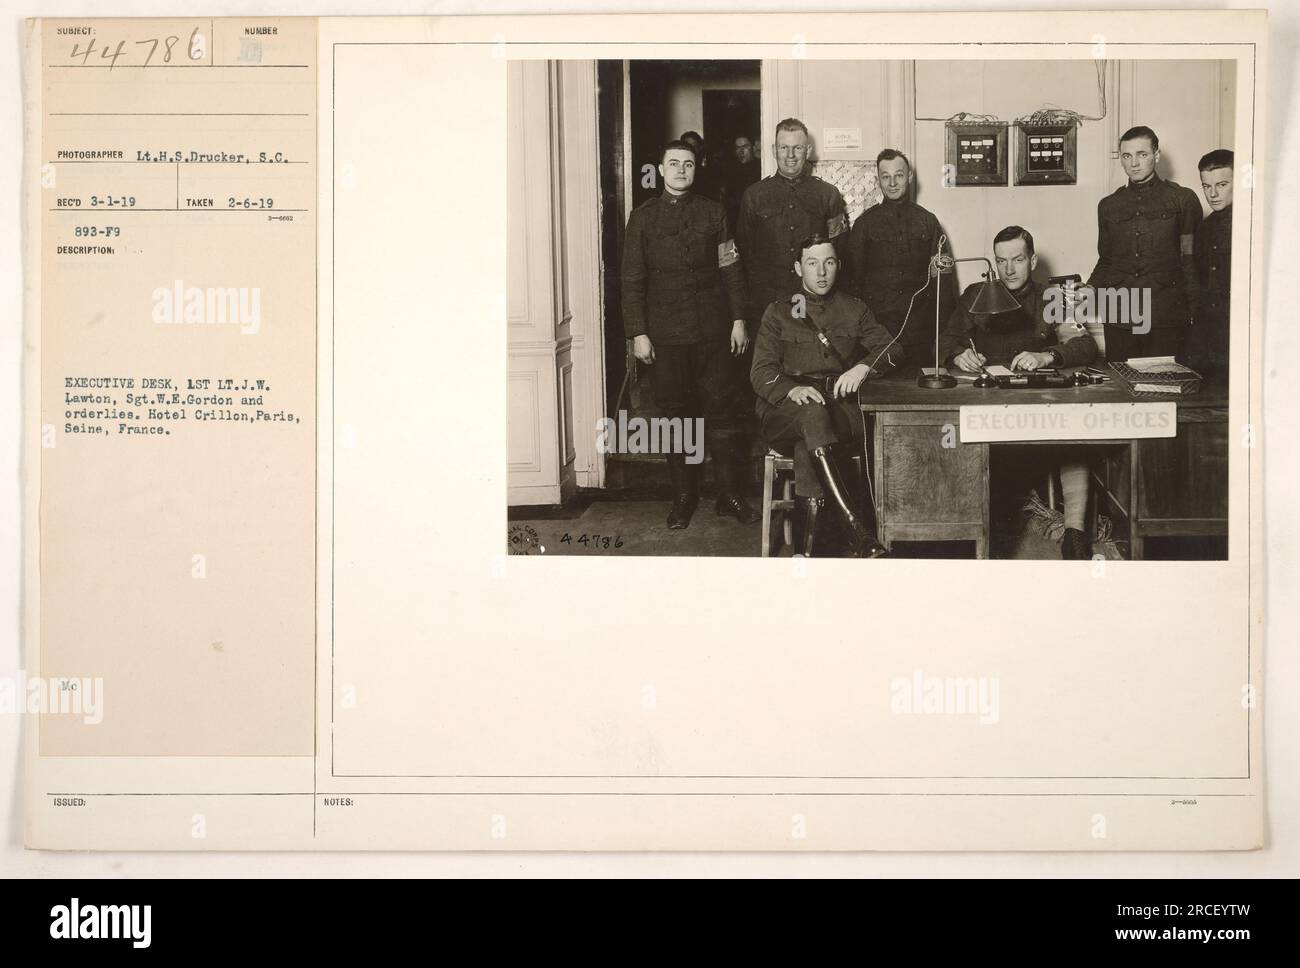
top-left (787, 385), bottom-right (825, 406)
top-left (730, 320), bottom-right (749, 356)
top-left (632, 335), bottom-right (655, 364)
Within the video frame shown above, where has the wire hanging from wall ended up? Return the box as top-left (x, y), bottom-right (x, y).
top-left (914, 60), bottom-right (1108, 125)
top-left (1016, 60), bottom-right (1109, 127)
top-left (915, 109), bottom-right (1003, 124)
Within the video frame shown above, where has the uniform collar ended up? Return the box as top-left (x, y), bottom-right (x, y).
top-left (880, 195), bottom-right (912, 208)
top-left (1005, 279), bottom-right (1039, 307)
top-left (662, 190), bottom-right (694, 206)
top-left (775, 169), bottom-right (810, 187)
top-left (800, 285), bottom-right (835, 305)
top-left (1129, 172), bottom-right (1162, 192)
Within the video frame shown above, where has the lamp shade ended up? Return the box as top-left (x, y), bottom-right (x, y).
top-left (963, 275), bottom-right (1020, 315)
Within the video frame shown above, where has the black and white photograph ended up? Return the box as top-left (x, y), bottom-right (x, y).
top-left (507, 56), bottom-right (1238, 560)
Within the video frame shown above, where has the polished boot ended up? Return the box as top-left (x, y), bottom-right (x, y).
top-left (800, 496), bottom-right (822, 557)
top-left (1061, 527), bottom-right (1091, 560)
top-left (810, 445), bottom-right (887, 558)
top-left (710, 434), bottom-right (760, 524)
top-left (665, 453), bottom-right (698, 529)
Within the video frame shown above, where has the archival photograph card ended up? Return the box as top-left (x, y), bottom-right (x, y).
top-left (23, 10), bottom-right (1266, 851)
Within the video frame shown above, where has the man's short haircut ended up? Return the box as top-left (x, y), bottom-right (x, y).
top-left (660, 139), bottom-right (697, 164)
top-left (775, 117), bottom-right (810, 139)
top-left (876, 148), bottom-right (912, 170)
top-left (796, 233), bottom-right (837, 260)
top-left (680, 130), bottom-right (704, 145)
top-left (1119, 125), bottom-right (1160, 152)
top-left (993, 224), bottom-right (1035, 257)
top-left (1198, 148), bottom-right (1235, 172)
top-left (734, 134), bottom-right (752, 145)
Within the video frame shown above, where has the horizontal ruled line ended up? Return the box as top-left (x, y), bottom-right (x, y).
top-left (47, 207), bottom-right (308, 212)
top-left (46, 791), bottom-right (1257, 798)
top-left (51, 64), bottom-right (310, 68)
top-left (48, 160), bottom-right (309, 164)
top-left (50, 112), bottom-right (309, 117)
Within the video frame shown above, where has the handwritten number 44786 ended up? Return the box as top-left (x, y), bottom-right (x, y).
top-left (560, 533), bottom-right (623, 550)
top-left (70, 28), bottom-right (206, 69)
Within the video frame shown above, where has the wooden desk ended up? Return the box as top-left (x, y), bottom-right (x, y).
top-left (858, 368), bottom-right (1229, 559)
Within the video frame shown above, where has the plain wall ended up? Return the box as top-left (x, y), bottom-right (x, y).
top-left (664, 64), bottom-right (761, 143)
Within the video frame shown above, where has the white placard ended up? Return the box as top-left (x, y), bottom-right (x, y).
top-left (822, 126), bottom-right (862, 151)
top-left (959, 402), bottom-right (1177, 442)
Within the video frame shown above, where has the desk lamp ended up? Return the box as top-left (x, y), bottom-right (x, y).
top-left (918, 236), bottom-right (1019, 389)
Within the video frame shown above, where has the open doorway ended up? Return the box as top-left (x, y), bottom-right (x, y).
top-left (597, 59), bottom-right (761, 475)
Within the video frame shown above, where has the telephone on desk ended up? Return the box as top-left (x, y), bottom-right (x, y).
top-left (985, 367), bottom-right (1071, 389)
top-left (972, 365), bottom-right (1107, 389)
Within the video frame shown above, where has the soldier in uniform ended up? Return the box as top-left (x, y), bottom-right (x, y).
top-left (940, 226), bottom-right (1099, 559)
top-left (750, 235), bottom-right (899, 558)
top-left (721, 135), bottom-right (761, 236)
top-left (621, 140), bottom-right (759, 530)
top-left (736, 118), bottom-right (850, 340)
top-left (1187, 148), bottom-right (1234, 384)
top-left (679, 131), bottom-right (720, 202)
top-left (844, 149), bottom-right (954, 364)
top-left (1086, 125), bottom-right (1203, 361)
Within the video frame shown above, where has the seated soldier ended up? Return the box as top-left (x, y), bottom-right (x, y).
top-left (938, 225), bottom-right (1099, 559)
top-left (750, 234), bottom-right (902, 558)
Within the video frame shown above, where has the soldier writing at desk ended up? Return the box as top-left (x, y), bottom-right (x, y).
top-left (940, 226), bottom-right (1098, 559)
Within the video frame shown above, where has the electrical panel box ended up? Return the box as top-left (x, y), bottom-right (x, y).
top-left (944, 121), bottom-right (1008, 186)
top-left (1015, 123), bottom-right (1078, 185)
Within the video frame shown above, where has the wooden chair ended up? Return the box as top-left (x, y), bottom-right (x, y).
top-left (761, 450), bottom-right (866, 557)
top-left (760, 451), bottom-right (797, 557)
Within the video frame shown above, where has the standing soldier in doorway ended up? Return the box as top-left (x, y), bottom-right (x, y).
top-left (721, 134), bottom-right (761, 236)
top-left (679, 131), bottom-right (720, 202)
top-left (1086, 125), bottom-right (1202, 361)
top-left (844, 149), bottom-right (953, 364)
top-left (621, 139), bottom-right (760, 530)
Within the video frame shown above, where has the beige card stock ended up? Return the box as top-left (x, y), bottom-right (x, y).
top-left (23, 12), bottom-right (1266, 850)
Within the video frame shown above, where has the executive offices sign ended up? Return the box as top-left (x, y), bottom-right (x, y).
top-left (958, 402), bottom-right (1178, 442)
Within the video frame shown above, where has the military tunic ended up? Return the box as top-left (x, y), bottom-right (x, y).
top-left (938, 278), bottom-right (1098, 369)
top-left (751, 287), bottom-right (901, 496)
top-left (844, 197), bottom-right (952, 361)
top-left (621, 190), bottom-right (745, 345)
top-left (735, 172), bottom-right (849, 327)
top-left (621, 190), bottom-right (747, 430)
top-left (721, 158), bottom-right (761, 241)
top-left (1187, 204), bottom-right (1232, 383)
top-left (1087, 173), bottom-right (1203, 360)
